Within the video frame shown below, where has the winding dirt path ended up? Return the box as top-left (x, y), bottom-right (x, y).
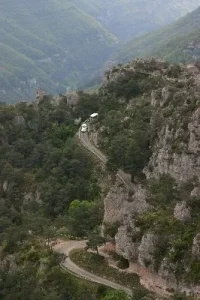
top-left (53, 240), bottom-right (132, 296)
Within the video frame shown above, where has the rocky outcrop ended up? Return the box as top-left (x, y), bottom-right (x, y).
top-left (23, 190), bottom-right (41, 205)
top-left (101, 59), bottom-right (200, 298)
top-left (66, 91), bottom-right (80, 108)
top-left (192, 233), bottom-right (200, 260)
top-left (115, 225), bottom-right (139, 261)
top-left (174, 201), bottom-right (191, 222)
top-left (13, 115), bottom-right (25, 127)
top-left (103, 179), bottom-right (128, 224)
top-left (138, 234), bottom-right (160, 270)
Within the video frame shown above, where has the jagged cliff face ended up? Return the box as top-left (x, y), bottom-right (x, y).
top-left (95, 59), bottom-right (200, 297)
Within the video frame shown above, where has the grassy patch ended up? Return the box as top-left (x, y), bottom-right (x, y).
top-left (70, 249), bottom-right (141, 289)
top-left (61, 267), bottom-right (114, 299)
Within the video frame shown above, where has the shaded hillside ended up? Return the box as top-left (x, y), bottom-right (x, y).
top-left (0, 0), bottom-right (117, 103)
top-left (74, 0), bottom-right (200, 42)
top-left (115, 6), bottom-right (200, 63)
top-left (0, 0), bottom-right (200, 103)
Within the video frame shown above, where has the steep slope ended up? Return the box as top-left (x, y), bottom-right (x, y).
top-left (0, 0), bottom-right (117, 103)
top-left (74, 0), bottom-right (200, 42)
top-left (86, 58), bottom-right (200, 297)
top-left (115, 6), bottom-right (200, 63)
top-left (1, 0), bottom-right (200, 103)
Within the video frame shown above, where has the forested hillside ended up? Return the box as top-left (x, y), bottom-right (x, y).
top-left (86, 59), bottom-right (200, 298)
top-left (0, 0), bottom-right (117, 103)
top-left (115, 6), bottom-right (200, 63)
top-left (1, 58), bottom-right (200, 299)
top-left (0, 0), bottom-right (199, 103)
top-left (0, 94), bottom-right (108, 299)
top-left (73, 0), bottom-right (200, 42)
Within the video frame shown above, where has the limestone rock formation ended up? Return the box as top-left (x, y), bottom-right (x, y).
top-left (174, 201), bottom-right (191, 222)
top-left (100, 59), bottom-right (200, 297)
top-left (192, 233), bottom-right (200, 260)
top-left (138, 234), bottom-right (160, 271)
top-left (66, 91), bottom-right (80, 108)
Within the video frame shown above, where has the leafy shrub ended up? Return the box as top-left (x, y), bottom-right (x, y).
top-left (117, 256), bottom-right (129, 269)
top-left (104, 222), bottom-right (120, 238)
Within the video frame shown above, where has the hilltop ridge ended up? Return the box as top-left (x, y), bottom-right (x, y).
top-left (0, 0), bottom-right (200, 103)
top-left (115, 6), bottom-right (200, 63)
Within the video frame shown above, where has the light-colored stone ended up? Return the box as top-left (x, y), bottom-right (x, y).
top-left (174, 201), bottom-right (191, 222)
top-left (23, 190), bottom-right (41, 205)
top-left (3, 181), bottom-right (8, 192)
top-left (192, 233), bottom-right (200, 260)
top-left (66, 91), bottom-right (79, 107)
top-left (115, 225), bottom-right (139, 261)
top-left (13, 115), bottom-right (25, 126)
top-left (138, 234), bottom-right (159, 271)
top-left (160, 86), bottom-right (172, 107)
top-left (158, 257), bottom-right (177, 285)
top-left (100, 59), bottom-right (200, 297)
top-left (103, 179), bottom-right (129, 224)
top-left (74, 118), bottom-right (81, 126)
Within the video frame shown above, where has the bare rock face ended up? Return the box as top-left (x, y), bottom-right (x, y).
top-left (74, 117), bottom-right (81, 126)
top-left (3, 181), bottom-right (8, 192)
top-left (188, 107), bottom-right (200, 154)
top-left (191, 186), bottom-right (200, 197)
top-left (103, 179), bottom-right (150, 262)
top-left (36, 89), bottom-right (45, 101)
top-left (160, 86), bottom-right (173, 107)
top-left (158, 257), bottom-right (177, 285)
top-left (103, 179), bottom-right (129, 224)
top-left (192, 233), bottom-right (200, 260)
top-left (138, 234), bottom-right (159, 270)
top-left (101, 60), bottom-right (200, 296)
top-left (174, 201), bottom-right (191, 222)
top-left (66, 91), bottom-right (80, 107)
top-left (130, 185), bottom-right (149, 214)
top-left (115, 225), bottom-right (139, 261)
top-left (13, 115), bottom-right (25, 127)
top-left (23, 190), bottom-right (41, 205)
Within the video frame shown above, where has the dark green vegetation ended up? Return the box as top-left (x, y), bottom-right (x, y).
top-left (116, 6), bottom-right (200, 64)
top-left (68, 200), bottom-right (103, 237)
top-left (0, 96), bottom-right (106, 299)
top-left (70, 249), bottom-right (149, 297)
top-left (1, 0), bottom-right (199, 102)
top-left (136, 175), bottom-right (200, 282)
top-left (0, 244), bottom-right (113, 300)
top-left (97, 71), bottom-right (158, 177)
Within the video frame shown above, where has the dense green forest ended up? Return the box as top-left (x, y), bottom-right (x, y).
top-left (0, 91), bottom-right (155, 300)
top-left (0, 96), bottom-right (107, 299)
